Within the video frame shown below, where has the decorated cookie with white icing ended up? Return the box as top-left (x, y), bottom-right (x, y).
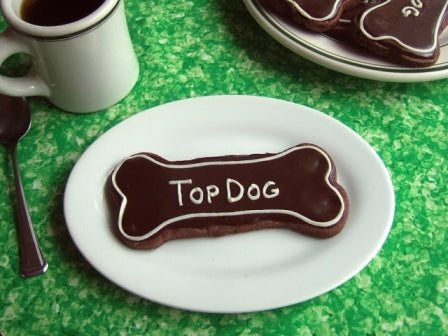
top-left (355, 0), bottom-right (448, 66)
top-left (107, 143), bottom-right (349, 250)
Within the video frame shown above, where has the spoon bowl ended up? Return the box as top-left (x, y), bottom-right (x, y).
top-left (0, 95), bottom-right (31, 145)
top-left (0, 94), bottom-right (48, 278)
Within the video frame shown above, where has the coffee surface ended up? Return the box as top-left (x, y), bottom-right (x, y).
top-left (20, 0), bottom-right (105, 26)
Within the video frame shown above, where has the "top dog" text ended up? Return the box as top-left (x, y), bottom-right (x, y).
top-left (169, 178), bottom-right (280, 206)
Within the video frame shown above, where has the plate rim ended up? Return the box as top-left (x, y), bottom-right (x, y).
top-left (64, 95), bottom-right (395, 313)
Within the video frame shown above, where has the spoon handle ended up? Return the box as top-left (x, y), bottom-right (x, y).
top-left (10, 144), bottom-right (48, 278)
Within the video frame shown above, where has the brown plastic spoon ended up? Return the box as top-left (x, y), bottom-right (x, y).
top-left (0, 95), bottom-right (48, 278)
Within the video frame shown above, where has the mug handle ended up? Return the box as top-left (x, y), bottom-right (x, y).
top-left (0, 28), bottom-right (50, 97)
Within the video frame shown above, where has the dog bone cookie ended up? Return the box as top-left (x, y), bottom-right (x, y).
top-left (107, 144), bottom-right (349, 249)
top-left (355, 0), bottom-right (448, 67)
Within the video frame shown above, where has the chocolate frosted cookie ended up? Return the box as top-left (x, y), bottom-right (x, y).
top-left (262, 0), bottom-right (361, 32)
top-left (107, 144), bottom-right (349, 250)
top-left (354, 0), bottom-right (448, 67)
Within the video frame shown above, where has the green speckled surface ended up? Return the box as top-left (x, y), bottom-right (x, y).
top-left (1, 0), bottom-right (447, 335)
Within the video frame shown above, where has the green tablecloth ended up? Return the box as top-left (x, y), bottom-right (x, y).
top-left (1, 0), bottom-right (447, 335)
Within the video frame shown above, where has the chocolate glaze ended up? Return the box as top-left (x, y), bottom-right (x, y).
top-left (260, 0), bottom-right (361, 32)
top-left (293, 0), bottom-right (342, 18)
top-left (325, 0), bottom-right (384, 44)
top-left (108, 144), bottom-right (349, 248)
top-left (260, 0), bottom-right (341, 19)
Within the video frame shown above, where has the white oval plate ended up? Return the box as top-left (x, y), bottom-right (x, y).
top-left (243, 0), bottom-right (448, 82)
top-left (64, 95), bottom-right (394, 313)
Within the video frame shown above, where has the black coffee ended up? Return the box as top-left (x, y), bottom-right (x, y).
top-left (20, 0), bottom-right (105, 26)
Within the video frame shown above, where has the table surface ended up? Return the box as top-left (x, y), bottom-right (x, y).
top-left (1, 0), bottom-right (447, 335)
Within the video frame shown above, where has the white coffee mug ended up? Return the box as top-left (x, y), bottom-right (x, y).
top-left (0, 0), bottom-right (139, 113)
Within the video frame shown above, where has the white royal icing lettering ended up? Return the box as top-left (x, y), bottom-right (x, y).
top-left (263, 181), bottom-right (280, 199)
top-left (206, 185), bottom-right (219, 203)
top-left (402, 7), bottom-right (419, 17)
top-left (402, 0), bottom-right (423, 17)
top-left (169, 179), bottom-right (192, 206)
top-left (227, 178), bottom-right (244, 203)
top-left (170, 178), bottom-right (279, 205)
top-left (190, 187), bottom-right (204, 205)
top-left (247, 183), bottom-right (261, 201)
top-left (226, 179), bottom-right (279, 203)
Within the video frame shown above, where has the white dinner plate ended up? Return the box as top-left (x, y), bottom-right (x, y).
top-left (64, 95), bottom-right (395, 313)
top-left (243, 0), bottom-right (448, 82)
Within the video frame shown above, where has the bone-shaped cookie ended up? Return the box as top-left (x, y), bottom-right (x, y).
top-left (357, 0), bottom-right (448, 65)
top-left (108, 144), bottom-right (349, 249)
